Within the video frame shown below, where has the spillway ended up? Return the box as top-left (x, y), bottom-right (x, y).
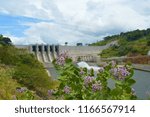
top-left (37, 52), bottom-right (44, 63)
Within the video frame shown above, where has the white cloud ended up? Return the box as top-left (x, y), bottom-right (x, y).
top-left (0, 0), bottom-right (150, 45)
top-left (0, 0), bottom-right (53, 19)
top-left (10, 22), bottom-right (100, 45)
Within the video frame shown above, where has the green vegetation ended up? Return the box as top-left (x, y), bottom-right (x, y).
top-left (52, 52), bottom-right (137, 100)
top-left (91, 29), bottom-right (150, 58)
top-left (0, 65), bottom-right (19, 99)
top-left (0, 35), bottom-right (57, 99)
top-left (0, 65), bottom-right (39, 100)
top-left (0, 35), bottom-right (12, 45)
top-left (90, 36), bottom-right (117, 46)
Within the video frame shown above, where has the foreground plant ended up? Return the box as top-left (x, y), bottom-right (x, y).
top-left (53, 52), bottom-right (137, 100)
top-left (15, 87), bottom-right (35, 100)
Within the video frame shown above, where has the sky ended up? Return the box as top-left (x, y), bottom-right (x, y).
top-left (0, 0), bottom-right (150, 45)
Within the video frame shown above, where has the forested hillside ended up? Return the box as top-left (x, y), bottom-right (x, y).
top-left (91, 29), bottom-right (150, 58)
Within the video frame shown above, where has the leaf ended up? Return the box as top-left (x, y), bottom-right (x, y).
top-left (126, 69), bottom-right (134, 79)
top-left (127, 79), bottom-right (136, 86)
top-left (125, 87), bottom-right (131, 93)
top-left (111, 88), bottom-right (122, 96)
top-left (65, 58), bottom-right (72, 64)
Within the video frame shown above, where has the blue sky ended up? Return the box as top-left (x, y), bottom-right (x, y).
top-left (0, 0), bottom-right (150, 45)
top-left (0, 14), bottom-right (38, 37)
top-left (0, 13), bottom-right (52, 37)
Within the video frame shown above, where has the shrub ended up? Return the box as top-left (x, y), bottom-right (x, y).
top-left (0, 65), bottom-right (19, 99)
top-left (0, 46), bottom-right (20, 65)
top-left (52, 53), bottom-right (137, 100)
top-left (0, 45), bottom-right (58, 99)
top-left (13, 64), bottom-right (53, 98)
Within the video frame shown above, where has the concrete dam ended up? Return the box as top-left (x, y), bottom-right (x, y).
top-left (29, 45), bottom-right (59, 63)
top-left (16, 44), bottom-right (109, 63)
top-left (15, 42), bottom-right (116, 79)
top-left (28, 45), bottom-right (104, 63)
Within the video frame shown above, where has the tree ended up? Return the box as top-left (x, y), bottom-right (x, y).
top-left (0, 35), bottom-right (12, 45)
top-left (65, 42), bottom-right (68, 46)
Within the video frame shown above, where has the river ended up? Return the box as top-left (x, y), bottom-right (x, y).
top-left (133, 70), bottom-right (150, 99)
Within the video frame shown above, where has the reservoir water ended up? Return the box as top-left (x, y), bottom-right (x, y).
top-left (133, 70), bottom-right (150, 99)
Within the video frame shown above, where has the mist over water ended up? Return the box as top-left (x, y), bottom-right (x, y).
top-left (77, 61), bottom-right (101, 72)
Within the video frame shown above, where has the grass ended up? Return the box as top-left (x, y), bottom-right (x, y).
top-left (0, 64), bottom-right (19, 99)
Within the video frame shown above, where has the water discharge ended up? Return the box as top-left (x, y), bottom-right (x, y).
top-left (77, 61), bottom-right (102, 72)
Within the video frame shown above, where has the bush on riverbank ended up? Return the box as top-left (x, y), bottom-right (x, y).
top-left (0, 65), bottom-right (41, 100)
top-left (13, 64), bottom-right (53, 98)
top-left (0, 42), bottom-right (57, 99)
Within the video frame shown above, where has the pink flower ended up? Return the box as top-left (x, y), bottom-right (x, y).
top-left (64, 86), bottom-right (71, 94)
top-left (84, 76), bottom-right (94, 87)
top-left (92, 81), bottom-right (102, 92)
top-left (111, 66), bottom-right (130, 80)
top-left (56, 51), bottom-right (69, 66)
top-left (111, 60), bottom-right (116, 67)
top-left (48, 90), bottom-right (54, 96)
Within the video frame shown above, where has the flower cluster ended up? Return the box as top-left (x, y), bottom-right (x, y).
top-left (16, 87), bottom-right (27, 93)
top-left (84, 76), bottom-right (102, 92)
top-left (92, 81), bottom-right (102, 92)
top-left (79, 68), bottom-right (85, 75)
top-left (64, 86), bottom-right (71, 94)
top-left (111, 60), bottom-right (116, 67)
top-left (111, 66), bottom-right (130, 80)
top-left (56, 51), bottom-right (69, 66)
top-left (48, 89), bottom-right (54, 96)
top-left (84, 76), bottom-right (94, 87)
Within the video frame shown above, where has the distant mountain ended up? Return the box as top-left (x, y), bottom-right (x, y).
top-left (90, 28), bottom-right (150, 58)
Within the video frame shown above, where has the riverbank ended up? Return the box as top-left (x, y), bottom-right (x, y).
top-left (132, 64), bottom-right (150, 72)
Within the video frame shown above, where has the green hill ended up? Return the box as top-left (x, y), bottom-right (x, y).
top-left (91, 28), bottom-right (150, 58)
top-left (0, 35), bottom-right (57, 99)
